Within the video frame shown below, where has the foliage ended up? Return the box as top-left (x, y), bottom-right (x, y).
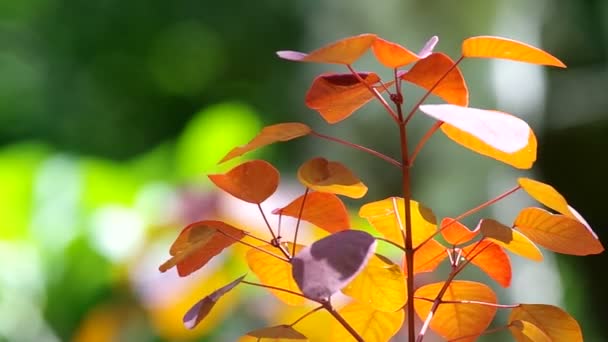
top-left (160, 33), bottom-right (603, 341)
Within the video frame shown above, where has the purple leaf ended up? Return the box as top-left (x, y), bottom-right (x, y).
top-left (418, 36), bottom-right (439, 59)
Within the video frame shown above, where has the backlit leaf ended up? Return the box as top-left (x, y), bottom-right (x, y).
top-left (462, 240), bottom-right (512, 287)
top-left (209, 160), bottom-right (279, 204)
top-left (509, 304), bottom-right (583, 341)
top-left (403, 239), bottom-right (447, 275)
top-left (239, 325), bottom-right (308, 341)
top-left (419, 104), bottom-right (536, 168)
top-left (414, 280), bottom-right (497, 341)
top-left (305, 72), bottom-right (381, 124)
top-left (441, 218), bottom-right (478, 245)
top-left (273, 192), bottom-right (349, 233)
top-left (462, 36), bottom-right (566, 67)
top-left (277, 33), bottom-right (377, 65)
top-left (509, 320), bottom-right (551, 342)
top-left (246, 243), bottom-right (306, 305)
top-left (159, 220), bottom-right (246, 276)
top-left (478, 218), bottom-right (543, 261)
top-left (219, 123), bottom-right (311, 163)
top-left (359, 197), bottom-right (437, 248)
top-left (183, 275), bottom-right (245, 329)
top-left (292, 230), bottom-right (376, 301)
top-left (514, 207), bottom-right (604, 256)
top-left (342, 254), bottom-right (407, 312)
top-left (401, 53), bottom-right (468, 106)
top-left (297, 157), bottom-right (367, 198)
top-left (371, 38), bottom-right (419, 68)
top-left (330, 301), bottom-right (404, 342)
top-left (518, 177), bottom-right (571, 216)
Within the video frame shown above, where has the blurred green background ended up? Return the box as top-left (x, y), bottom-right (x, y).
top-left (0, 0), bottom-right (606, 341)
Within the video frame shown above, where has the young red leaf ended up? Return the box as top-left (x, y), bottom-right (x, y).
top-left (440, 218), bottom-right (479, 245)
top-left (297, 157), bottom-right (367, 198)
top-left (414, 280), bottom-right (498, 341)
top-left (401, 53), bottom-right (469, 106)
top-left (239, 325), bottom-right (308, 341)
top-left (462, 240), bottom-right (512, 287)
top-left (330, 301), bottom-right (404, 342)
top-left (219, 123), bottom-right (311, 163)
top-left (342, 254), bottom-right (407, 312)
top-left (514, 207), bottom-right (604, 256)
top-left (272, 192), bottom-right (350, 233)
top-left (209, 159), bottom-right (279, 204)
top-left (305, 72), bottom-right (381, 124)
top-left (277, 33), bottom-right (377, 65)
top-left (371, 36), bottom-right (439, 68)
top-left (159, 220), bottom-right (246, 276)
top-left (246, 243), bottom-right (306, 306)
top-left (359, 197), bottom-right (437, 248)
top-left (403, 238), bottom-right (447, 275)
top-left (509, 304), bottom-right (583, 341)
top-left (183, 275), bottom-right (245, 329)
top-left (291, 230), bottom-right (376, 301)
top-left (478, 218), bottom-right (543, 261)
top-left (419, 104), bottom-right (536, 168)
top-left (462, 36), bottom-right (566, 67)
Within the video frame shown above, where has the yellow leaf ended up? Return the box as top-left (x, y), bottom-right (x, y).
top-left (342, 254), bottom-right (407, 312)
top-left (509, 304), bottom-right (582, 342)
top-left (297, 157), bottom-right (367, 198)
top-left (246, 244), bottom-right (306, 305)
top-left (414, 280), bottom-right (497, 341)
top-left (462, 36), bottom-right (566, 67)
top-left (359, 197), bottom-right (437, 247)
top-left (238, 325), bottom-right (308, 341)
top-left (514, 207), bottom-right (604, 256)
top-left (509, 320), bottom-right (551, 342)
top-left (330, 301), bottom-right (404, 342)
top-left (478, 218), bottom-right (543, 261)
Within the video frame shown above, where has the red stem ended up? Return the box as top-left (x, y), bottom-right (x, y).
top-left (311, 131), bottom-right (402, 168)
top-left (323, 301), bottom-right (365, 342)
top-left (448, 325), bottom-right (510, 341)
top-left (257, 203), bottom-right (291, 259)
top-left (292, 188), bottom-right (309, 256)
top-left (346, 64), bottom-right (400, 123)
top-left (216, 230), bottom-right (290, 263)
top-left (414, 297), bottom-right (520, 308)
top-left (409, 121), bottom-right (443, 167)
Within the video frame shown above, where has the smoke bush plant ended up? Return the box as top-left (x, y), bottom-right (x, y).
top-left (159, 34), bottom-right (604, 341)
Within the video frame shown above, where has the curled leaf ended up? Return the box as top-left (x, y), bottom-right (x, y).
top-left (509, 304), bottom-right (582, 341)
top-left (183, 275), bottom-right (245, 329)
top-left (291, 230), bottom-right (376, 301)
top-left (401, 53), bottom-right (468, 106)
top-left (159, 220), bottom-right (246, 276)
top-left (514, 207), bottom-right (604, 256)
top-left (478, 218), bottom-right (543, 261)
top-left (219, 123), bottom-right (311, 163)
top-left (277, 33), bottom-right (377, 65)
top-left (462, 36), bottom-right (566, 67)
top-left (209, 159), bottom-right (279, 204)
top-left (305, 72), bottom-right (381, 124)
top-left (273, 192), bottom-right (350, 233)
top-left (239, 325), bottom-right (308, 341)
top-left (297, 157), bottom-right (367, 198)
top-left (330, 301), bottom-right (404, 342)
top-left (440, 218), bottom-right (479, 245)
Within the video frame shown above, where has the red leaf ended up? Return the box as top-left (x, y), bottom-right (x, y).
top-left (209, 160), bottom-right (279, 204)
top-left (277, 34), bottom-right (377, 65)
top-left (441, 218), bottom-right (479, 245)
top-left (462, 240), bottom-right (512, 287)
top-left (273, 192), bottom-right (350, 233)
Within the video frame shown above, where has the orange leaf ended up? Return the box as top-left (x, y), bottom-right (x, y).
top-left (462, 240), bottom-right (511, 287)
top-left (330, 301), bottom-right (404, 342)
top-left (209, 159), bottom-right (279, 204)
top-left (441, 120), bottom-right (537, 169)
top-left (246, 243), bottom-right (306, 305)
top-left (183, 275), bottom-right (245, 329)
top-left (273, 192), bottom-right (349, 233)
top-left (372, 38), bottom-right (419, 68)
top-left (440, 218), bottom-right (479, 245)
top-left (419, 104), bottom-right (536, 169)
top-left (277, 33), bottom-right (377, 65)
top-left (509, 320), bottom-right (551, 342)
top-left (403, 238), bottom-right (447, 275)
top-left (159, 220), bottom-right (245, 276)
top-left (305, 72), bottom-right (381, 124)
top-left (401, 53), bottom-right (468, 106)
top-left (239, 325), bottom-right (308, 341)
top-left (297, 157), bottom-right (367, 198)
top-left (414, 280), bottom-right (497, 341)
top-left (518, 177), bottom-right (572, 216)
top-left (462, 36), bottom-right (566, 67)
top-left (509, 304), bottom-right (583, 341)
top-left (478, 218), bottom-right (543, 261)
top-left (219, 123), bottom-right (311, 163)
top-left (359, 197), bottom-right (437, 247)
top-left (514, 207), bottom-right (604, 256)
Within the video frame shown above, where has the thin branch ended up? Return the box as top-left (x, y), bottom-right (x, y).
top-left (292, 188), bottom-right (309, 256)
top-left (409, 121), bottom-right (443, 167)
top-left (241, 280), bottom-right (308, 299)
top-left (216, 230), bottom-right (290, 263)
top-left (243, 231), bottom-right (272, 245)
top-left (448, 325), bottom-right (510, 342)
top-left (375, 237), bottom-right (406, 252)
top-left (414, 297), bottom-right (520, 308)
top-left (289, 305), bottom-right (324, 327)
top-left (310, 131), bottom-right (402, 168)
top-left (257, 203), bottom-right (291, 259)
top-left (322, 301), bottom-right (365, 342)
top-left (346, 64), bottom-right (400, 123)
